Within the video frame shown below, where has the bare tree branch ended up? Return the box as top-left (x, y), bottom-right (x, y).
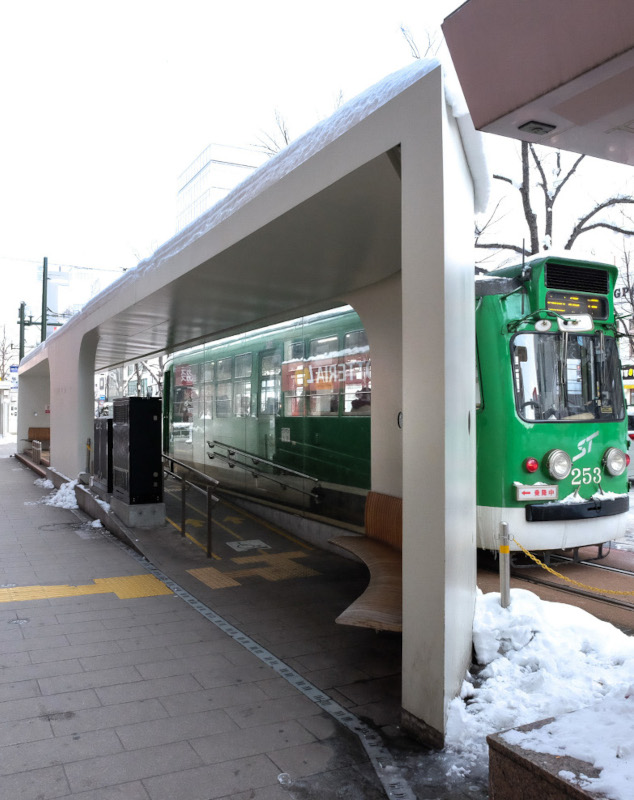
top-left (475, 241), bottom-right (529, 256)
top-left (520, 142), bottom-right (539, 253)
top-left (565, 197), bottom-right (634, 249)
top-left (255, 109), bottom-right (292, 156)
top-left (400, 25), bottom-right (421, 59)
top-left (550, 152), bottom-right (585, 204)
top-left (493, 174), bottom-right (514, 186)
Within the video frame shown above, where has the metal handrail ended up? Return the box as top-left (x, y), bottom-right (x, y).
top-left (163, 453), bottom-right (219, 487)
top-left (162, 453), bottom-right (220, 558)
top-left (207, 440), bottom-right (319, 483)
top-left (206, 440), bottom-right (322, 502)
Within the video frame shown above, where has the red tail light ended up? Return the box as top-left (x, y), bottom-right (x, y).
top-left (524, 457), bottom-right (539, 473)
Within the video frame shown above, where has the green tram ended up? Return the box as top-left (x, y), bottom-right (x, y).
top-left (163, 255), bottom-right (629, 549)
top-left (163, 307), bottom-right (371, 523)
top-left (476, 255), bottom-right (629, 552)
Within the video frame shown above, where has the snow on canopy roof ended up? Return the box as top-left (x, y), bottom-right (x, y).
top-left (133, 58), bottom-right (488, 282)
top-left (23, 59), bottom-right (489, 365)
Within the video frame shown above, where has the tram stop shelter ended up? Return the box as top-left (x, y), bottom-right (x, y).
top-left (17, 61), bottom-right (488, 745)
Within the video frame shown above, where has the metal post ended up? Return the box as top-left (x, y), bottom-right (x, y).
top-left (180, 481), bottom-right (187, 538)
top-left (18, 302), bottom-right (25, 361)
top-left (86, 438), bottom-right (91, 473)
top-left (499, 522), bottom-right (511, 608)
top-left (41, 257), bottom-right (48, 343)
top-left (206, 485), bottom-right (213, 558)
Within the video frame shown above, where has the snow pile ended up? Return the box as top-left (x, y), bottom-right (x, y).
top-left (446, 589), bottom-right (634, 799)
top-left (42, 479), bottom-right (79, 509)
top-left (502, 692), bottom-right (633, 799)
top-left (94, 496), bottom-right (110, 512)
top-left (33, 477), bottom-right (54, 489)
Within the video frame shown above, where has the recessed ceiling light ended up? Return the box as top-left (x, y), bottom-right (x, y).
top-left (518, 120), bottom-right (557, 135)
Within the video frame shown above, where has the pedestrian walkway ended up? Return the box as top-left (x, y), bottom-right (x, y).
top-left (0, 441), bottom-right (490, 800)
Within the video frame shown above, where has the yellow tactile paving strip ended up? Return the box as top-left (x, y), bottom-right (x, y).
top-left (0, 574), bottom-right (173, 603)
top-left (189, 551), bottom-right (320, 590)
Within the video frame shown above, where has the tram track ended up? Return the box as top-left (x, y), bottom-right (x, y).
top-left (510, 569), bottom-right (634, 612)
top-left (549, 554), bottom-right (634, 578)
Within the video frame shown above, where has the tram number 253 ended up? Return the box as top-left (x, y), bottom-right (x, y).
top-left (571, 467), bottom-right (602, 485)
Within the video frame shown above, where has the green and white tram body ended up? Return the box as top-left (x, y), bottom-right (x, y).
top-left (163, 256), bottom-right (628, 551)
top-left (163, 307), bottom-right (372, 525)
top-left (476, 256), bottom-right (629, 552)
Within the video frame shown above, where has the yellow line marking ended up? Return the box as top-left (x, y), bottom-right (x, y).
top-left (189, 551), bottom-right (319, 590)
top-left (0, 575), bottom-right (173, 603)
top-left (164, 482), bottom-right (311, 554)
top-left (165, 516), bottom-right (221, 560)
top-left (220, 497), bottom-right (313, 550)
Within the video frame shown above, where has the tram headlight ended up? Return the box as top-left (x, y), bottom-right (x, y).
top-left (603, 447), bottom-right (627, 477)
top-left (545, 449), bottom-right (572, 480)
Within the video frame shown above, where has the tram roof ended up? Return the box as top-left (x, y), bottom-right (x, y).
top-left (20, 59), bottom-right (489, 375)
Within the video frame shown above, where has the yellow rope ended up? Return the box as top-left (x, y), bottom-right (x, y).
top-left (512, 538), bottom-right (634, 597)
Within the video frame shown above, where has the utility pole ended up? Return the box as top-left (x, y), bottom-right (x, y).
top-left (17, 301), bottom-right (37, 362)
top-left (18, 302), bottom-right (25, 361)
top-left (41, 256), bottom-right (48, 342)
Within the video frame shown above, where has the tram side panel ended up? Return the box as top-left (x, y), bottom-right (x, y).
top-left (164, 308), bottom-right (371, 525)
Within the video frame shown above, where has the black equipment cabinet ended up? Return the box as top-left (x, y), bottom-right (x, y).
top-left (112, 397), bottom-right (163, 504)
top-left (93, 417), bottom-right (113, 494)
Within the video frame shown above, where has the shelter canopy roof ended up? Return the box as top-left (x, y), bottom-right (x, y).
top-left (443, 0), bottom-right (634, 166)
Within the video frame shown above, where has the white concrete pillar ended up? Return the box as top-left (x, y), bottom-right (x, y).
top-left (400, 69), bottom-right (477, 745)
top-left (17, 367), bottom-right (50, 452)
top-left (47, 329), bottom-right (98, 477)
top-left (346, 273), bottom-right (403, 497)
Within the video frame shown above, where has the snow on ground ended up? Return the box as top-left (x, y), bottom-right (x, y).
top-left (444, 588), bottom-right (634, 800)
top-left (41, 479), bottom-right (78, 509)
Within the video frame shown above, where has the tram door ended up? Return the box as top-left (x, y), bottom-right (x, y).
top-left (258, 349), bottom-right (282, 460)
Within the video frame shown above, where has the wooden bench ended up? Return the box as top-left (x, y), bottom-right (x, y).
top-left (24, 427), bottom-right (51, 447)
top-left (21, 427), bottom-right (51, 465)
top-left (329, 491), bottom-right (402, 632)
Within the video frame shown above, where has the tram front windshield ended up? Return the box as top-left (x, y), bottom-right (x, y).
top-left (512, 332), bottom-right (624, 422)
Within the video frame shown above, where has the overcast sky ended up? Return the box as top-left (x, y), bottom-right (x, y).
top-left (2, 1), bottom-right (634, 352)
top-left (0, 0), bottom-right (465, 337)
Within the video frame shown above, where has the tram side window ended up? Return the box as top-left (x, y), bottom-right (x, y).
top-left (201, 360), bottom-right (215, 420)
top-left (203, 382), bottom-right (214, 419)
top-left (476, 347), bottom-right (482, 409)
top-left (215, 357), bottom-right (233, 417)
top-left (234, 381), bottom-right (251, 416)
top-left (260, 352), bottom-right (281, 415)
top-left (217, 358), bottom-right (232, 381)
top-left (308, 335), bottom-right (340, 416)
top-left (203, 361), bottom-right (215, 382)
top-left (233, 353), bottom-right (253, 417)
top-left (216, 383), bottom-right (233, 417)
top-left (283, 340), bottom-right (305, 416)
top-left (234, 353), bottom-right (252, 379)
top-left (173, 363), bottom-right (198, 423)
top-left (343, 330), bottom-right (371, 415)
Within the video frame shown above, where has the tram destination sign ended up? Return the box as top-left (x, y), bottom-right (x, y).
top-left (546, 291), bottom-right (607, 319)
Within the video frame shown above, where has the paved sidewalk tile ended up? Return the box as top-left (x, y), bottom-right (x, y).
top-left (0, 448), bottom-right (410, 799)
